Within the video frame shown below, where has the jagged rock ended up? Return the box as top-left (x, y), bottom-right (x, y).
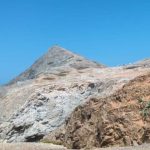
top-left (45, 73), bottom-right (150, 149)
top-left (0, 46), bottom-right (150, 147)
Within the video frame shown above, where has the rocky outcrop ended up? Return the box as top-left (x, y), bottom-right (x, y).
top-left (44, 73), bottom-right (150, 149)
top-left (0, 46), bottom-right (150, 147)
top-left (1, 65), bottom-right (149, 143)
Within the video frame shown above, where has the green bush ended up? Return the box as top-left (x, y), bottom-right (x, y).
top-left (138, 98), bottom-right (150, 118)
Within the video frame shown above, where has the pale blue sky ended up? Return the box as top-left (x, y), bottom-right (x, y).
top-left (0, 0), bottom-right (150, 84)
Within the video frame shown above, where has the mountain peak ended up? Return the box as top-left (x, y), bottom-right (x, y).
top-left (8, 46), bottom-right (105, 84)
top-left (48, 45), bottom-right (66, 52)
top-left (49, 45), bottom-right (66, 50)
top-left (47, 45), bottom-right (75, 56)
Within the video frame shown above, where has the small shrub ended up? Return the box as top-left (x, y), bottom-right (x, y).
top-left (142, 101), bottom-right (150, 117)
top-left (138, 99), bottom-right (150, 118)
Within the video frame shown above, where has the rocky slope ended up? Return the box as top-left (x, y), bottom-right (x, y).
top-left (0, 46), bottom-right (150, 150)
top-left (44, 73), bottom-right (150, 149)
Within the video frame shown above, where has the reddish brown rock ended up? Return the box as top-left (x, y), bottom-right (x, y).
top-left (44, 73), bottom-right (150, 149)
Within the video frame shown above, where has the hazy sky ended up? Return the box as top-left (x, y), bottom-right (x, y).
top-left (0, 0), bottom-right (150, 84)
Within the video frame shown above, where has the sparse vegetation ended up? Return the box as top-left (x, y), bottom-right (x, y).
top-left (138, 98), bottom-right (150, 118)
top-left (40, 139), bottom-right (62, 145)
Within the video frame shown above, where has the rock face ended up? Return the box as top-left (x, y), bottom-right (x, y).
top-left (44, 73), bottom-right (150, 149)
top-left (0, 46), bottom-right (150, 148)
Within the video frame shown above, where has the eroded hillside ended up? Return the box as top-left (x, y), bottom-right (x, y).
top-left (44, 73), bottom-right (150, 149)
top-left (0, 46), bottom-right (150, 150)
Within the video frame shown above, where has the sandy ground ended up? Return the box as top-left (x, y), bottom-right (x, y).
top-left (0, 143), bottom-right (150, 150)
top-left (98, 144), bottom-right (150, 150)
top-left (0, 143), bottom-right (66, 150)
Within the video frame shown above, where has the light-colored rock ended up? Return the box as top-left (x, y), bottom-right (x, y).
top-left (0, 46), bottom-right (150, 144)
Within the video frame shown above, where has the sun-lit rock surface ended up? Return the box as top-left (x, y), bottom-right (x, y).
top-left (45, 73), bottom-right (150, 149)
top-left (0, 46), bottom-right (150, 150)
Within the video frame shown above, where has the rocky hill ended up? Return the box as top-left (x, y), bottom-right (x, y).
top-left (0, 46), bottom-right (150, 150)
top-left (9, 46), bottom-right (104, 84)
top-left (44, 73), bottom-right (150, 149)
